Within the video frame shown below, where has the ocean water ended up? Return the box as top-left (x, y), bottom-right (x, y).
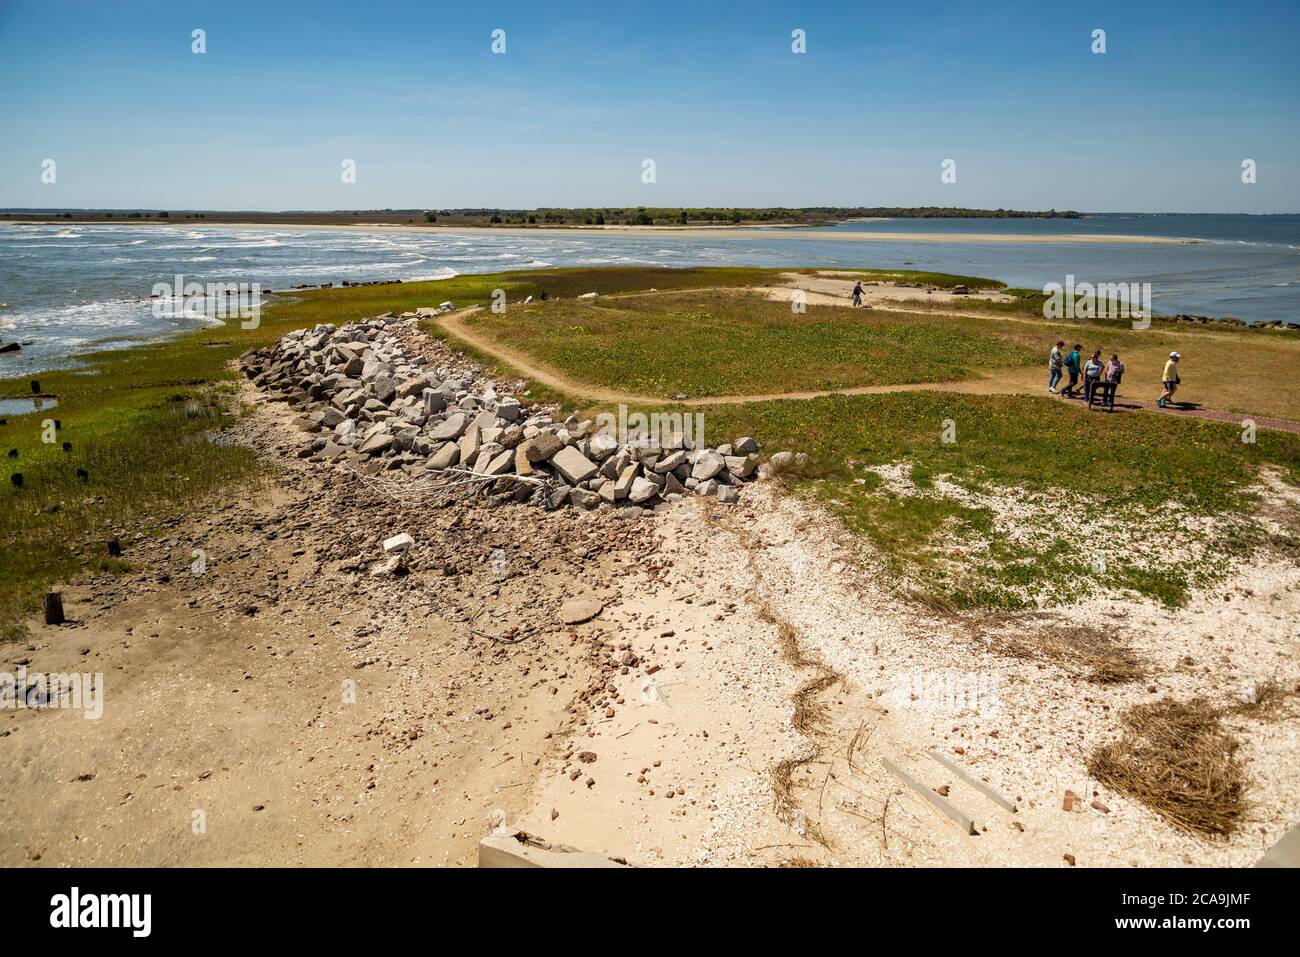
top-left (1, 215), bottom-right (1297, 376)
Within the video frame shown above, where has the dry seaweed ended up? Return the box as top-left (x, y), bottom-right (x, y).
top-left (1088, 697), bottom-right (1244, 837)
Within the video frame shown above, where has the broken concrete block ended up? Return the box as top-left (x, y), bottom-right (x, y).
top-left (383, 533), bottom-right (414, 553)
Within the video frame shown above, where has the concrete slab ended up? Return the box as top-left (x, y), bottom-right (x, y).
top-left (883, 757), bottom-right (977, 836)
top-left (1257, 823), bottom-right (1300, 867)
top-left (478, 830), bottom-right (631, 868)
top-left (927, 750), bottom-right (1018, 814)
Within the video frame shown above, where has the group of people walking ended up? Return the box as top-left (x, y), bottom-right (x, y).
top-left (1047, 341), bottom-right (1183, 409)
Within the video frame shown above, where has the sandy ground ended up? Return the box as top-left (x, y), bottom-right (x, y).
top-left (0, 380), bottom-right (645, 866)
top-left (509, 481), bottom-right (1300, 867)
top-left (3, 323), bottom-right (1296, 868)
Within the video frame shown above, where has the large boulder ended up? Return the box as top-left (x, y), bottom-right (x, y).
top-left (484, 450), bottom-right (515, 476)
top-left (357, 431), bottom-right (394, 456)
top-left (422, 390), bottom-right (446, 416)
top-left (614, 464), bottom-right (638, 497)
top-left (526, 433), bottom-right (565, 463)
top-left (372, 375), bottom-right (401, 404)
top-left (588, 433), bottom-right (619, 461)
top-left (653, 450), bottom-right (686, 473)
top-left (428, 412), bottom-right (468, 441)
top-left (628, 477), bottom-right (659, 504)
top-left (691, 450), bottom-right (726, 481)
top-left (395, 376), bottom-right (430, 400)
top-left (458, 424), bottom-right (482, 462)
top-left (514, 443), bottom-right (536, 476)
top-left (427, 442), bottom-right (459, 470)
top-left (551, 446), bottom-right (598, 484)
top-left (724, 454), bottom-right (758, 478)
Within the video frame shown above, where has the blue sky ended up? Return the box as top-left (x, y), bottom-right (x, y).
top-left (1, 0), bottom-right (1297, 212)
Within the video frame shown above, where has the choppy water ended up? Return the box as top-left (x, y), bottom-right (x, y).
top-left (1, 214), bottom-right (1297, 376)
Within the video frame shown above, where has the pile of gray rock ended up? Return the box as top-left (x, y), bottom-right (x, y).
top-left (240, 315), bottom-right (790, 515)
top-left (1166, 313), bottom-right (1298, 330)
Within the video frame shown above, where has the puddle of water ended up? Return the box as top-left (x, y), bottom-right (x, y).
top-left (0, 397), bottom-right (59, 416)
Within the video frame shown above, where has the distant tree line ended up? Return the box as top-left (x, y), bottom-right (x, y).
top-left (421, 206), bottom-right (1081, 225)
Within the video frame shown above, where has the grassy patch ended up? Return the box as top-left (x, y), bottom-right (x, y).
top-left (884, 291), bottom-right (1300, 422)
top-left (266, 265), bottom-right (782, 330)
top-left (464, 289), bottom-right (1038, 398)
top-left (0, 387), bottom-right (257, 641)
top-left (701, 391), bottom-right (1300, 608)
top-left (815, 482), bottom-right (993, 572)
top-left (705, 391), bottom-right (1300, 506)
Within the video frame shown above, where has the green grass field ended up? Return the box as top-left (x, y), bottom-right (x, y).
top-left (462, 289), bottom-right (1039, 398)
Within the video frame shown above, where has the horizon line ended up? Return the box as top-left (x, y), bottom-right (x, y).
top-left (3, 207), bottom-right (1299, 217)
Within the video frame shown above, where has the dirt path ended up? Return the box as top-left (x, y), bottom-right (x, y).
top-left (436, 301), bottom-right (1300, 434)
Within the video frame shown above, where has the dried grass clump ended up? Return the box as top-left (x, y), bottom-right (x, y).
top-left (1088, 697), bottom-right (1244, 837)
top-left (998, 622), bottom-right (1146, 684)
top-left (901, 587), bottom-right (958, 617)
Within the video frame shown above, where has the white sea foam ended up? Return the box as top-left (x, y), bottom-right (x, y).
top-left (4, 217), bottom-right (1297, 374)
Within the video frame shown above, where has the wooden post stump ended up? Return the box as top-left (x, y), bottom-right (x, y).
top-left (43, 592), bottom-right (65, 625)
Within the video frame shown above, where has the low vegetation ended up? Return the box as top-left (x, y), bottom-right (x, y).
top-left (700, 392), bottom-right (1300, 608)
top-left (464, 289), bottom-right (1038, 398)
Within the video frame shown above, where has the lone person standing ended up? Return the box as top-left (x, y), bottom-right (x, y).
top-left (1157, 351), bottom-right (1181, 408)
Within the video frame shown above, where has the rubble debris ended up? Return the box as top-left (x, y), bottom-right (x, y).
top-left (240, 314), bottom-right (781, 512)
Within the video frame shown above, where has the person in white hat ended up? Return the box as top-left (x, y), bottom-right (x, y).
top-left (1157, 351), bottom-right (1181, 408)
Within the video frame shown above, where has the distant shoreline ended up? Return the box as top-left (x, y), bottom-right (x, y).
top-left (0, 219), bottom-right (1194, 245)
